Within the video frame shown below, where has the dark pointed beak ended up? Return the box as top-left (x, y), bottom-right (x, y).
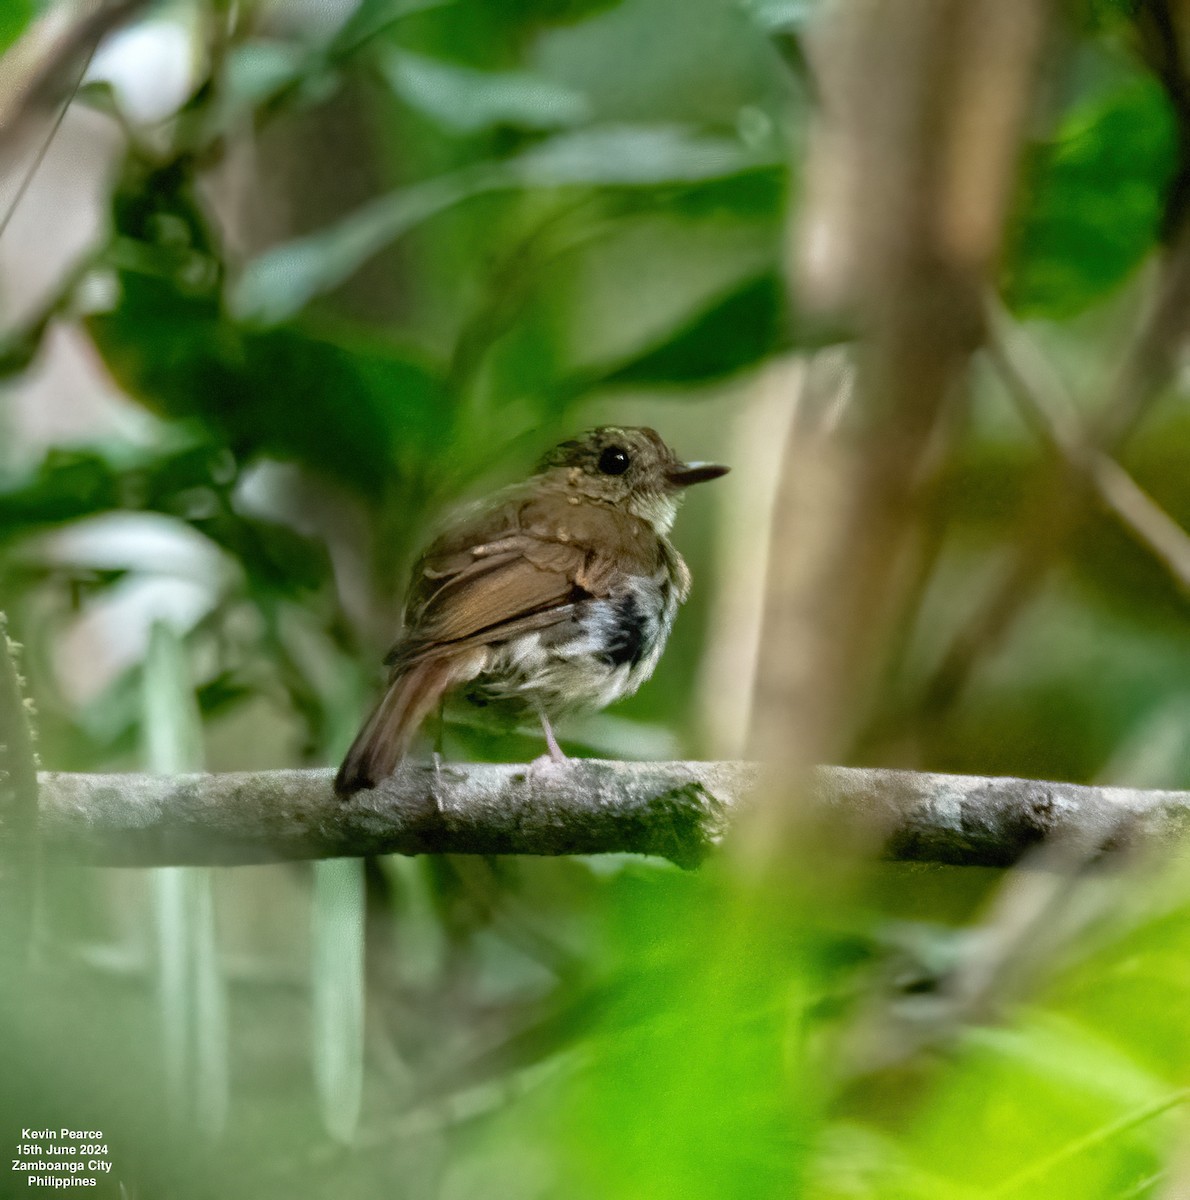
top-left (667, 461), bottom-right (730, 488)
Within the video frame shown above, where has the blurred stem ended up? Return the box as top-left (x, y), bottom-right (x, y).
top-left (142, 621), bottom-right (229, 1143)
top-left (694, 358), bottom-right (802, 759)
top-left (0, 0), bottom-right (150, 151)
top-left (0, 611), bottom-right (39, 971)
top-left (984, 295), bottom-right (1190, 595)
top-left (746, 0), bottom-right (1050, 865)
top-left (913, 230), bottom-right (1190, 730)
top-left (311, 857), bottom-right (366, 1144)
top-left (906, 6), bottom-right (1190, 726)
top-left (0, 35), bottom-right (92, 246)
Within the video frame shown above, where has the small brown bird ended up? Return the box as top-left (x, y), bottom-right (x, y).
top-left (334, 426), bottom-right (728, 795)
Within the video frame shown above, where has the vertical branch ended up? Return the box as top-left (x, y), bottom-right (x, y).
top-left (748, 0), bottom-right (1050, 829)
top-left (694, 358), bottom-right (804, 758)
top-left (0, 612), bottom-right (39, 968)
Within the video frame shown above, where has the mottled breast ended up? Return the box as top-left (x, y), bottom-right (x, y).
top-left (467, 538), bottom-right (688, 717)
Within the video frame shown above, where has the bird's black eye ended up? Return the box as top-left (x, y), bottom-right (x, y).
top-left (598, 446), bottom-right (631, 476)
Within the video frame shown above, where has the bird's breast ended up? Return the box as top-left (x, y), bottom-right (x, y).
top-left (466, 560), bottom-right (684, 716)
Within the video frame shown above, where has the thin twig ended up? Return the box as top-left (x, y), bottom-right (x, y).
top-left (984, 295), bottom-right (1190, 595)
top-left (0, 53), bottom-right (85, 244)
top-left (0, 0), bottom-right (148, 144)
top-left (911, 9), bottom-right (1190, 723)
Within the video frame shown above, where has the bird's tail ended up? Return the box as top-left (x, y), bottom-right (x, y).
top-left (334, 655), bottom-right (474, 796)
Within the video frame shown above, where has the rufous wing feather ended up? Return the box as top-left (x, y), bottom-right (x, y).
top-left (334, 653), bottom-right (482, 795)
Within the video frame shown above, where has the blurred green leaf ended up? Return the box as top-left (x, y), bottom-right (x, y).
top-left (382, 48), bottom-right (591, 132)
top-left (740, 0), bottom-right (819, 34)
top-left (0, 0), bottom-right (33, 56)
top-left (1004, 80), bottom-right (1177, 318)
top-left (656, 166), bottom-right (786, 220)
top-left (501, 0), bottom-right (629, 22)
top-left (232, 127), bottom-right (772, 324)
top-left (88, 273), bottom-right (450, 492)
top-left (599, 271), bottom-right (790, 386)
top-left (329, 0), bottom-right (458, 57)
top-left (226, 40), bottom-right (308, 103)
top-left (510, 125), bottom-right (770, 186)
top-left (230, 170), bottom-right (491, 325)
top-left (341, 0), bottom-right (627, 63)
top-left (0, 440), bottom-right (331, 595)
top-left (903, 1013), bottom-right (1178, 1198)
top-left (558, 869), bottom-right (832, 1200)
top-left (0, 449), bottom-right (126, 535)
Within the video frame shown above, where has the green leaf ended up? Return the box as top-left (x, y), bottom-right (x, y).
top-left (599, 271), bottom-right (790, 387)
top-left (334, 0), bottom-right (624, 57)
top-left (510, 125), bottom-right (767, 187)
top-left (329, 0), bottom-right (457, 57)
top-left (0, 0), bottom-right (33, 57)
top-left (740, 0), bottom-right (819, 33)
top-left (382, 49), bottom-right (591, 132)
top-left (88, 273), bottom-right (451, 492)
top-left (0, 449), bottom-right (123, 536)
top-left (1004, 80), bottom-right (1177, 318)
top-left (218, 39), bottom-right (309, 110)
top-left (230, 170), bottom-right (493, 325)
top-left (232, 126), bottom-right (771, 325)
top-left (0, 440), bottom-right (332, 602)
top-left (498, 0), bottom-right (629, 22)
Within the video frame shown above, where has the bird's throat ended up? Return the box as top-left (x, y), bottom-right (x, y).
top-left (627, 490), bottom-right (681, 534)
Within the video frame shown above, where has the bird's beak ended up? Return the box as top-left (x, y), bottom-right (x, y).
top-left (667, 461), bottom-right (730, 488)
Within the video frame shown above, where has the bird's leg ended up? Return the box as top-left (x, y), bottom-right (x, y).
top-left (531, 707), bottom-right (568, 768)
top-left (433, 698), bottom-right (446, 756)
top-left (429, 701), bottom-right (448, 812)
top-left (539, 708), bottom-right (568, 763)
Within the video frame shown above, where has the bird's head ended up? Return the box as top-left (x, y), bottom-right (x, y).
top-left (538, 426), bottom-right (729, 531)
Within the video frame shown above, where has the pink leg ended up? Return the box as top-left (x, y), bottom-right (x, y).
top-left (538, 709), bottom-right (568, 764)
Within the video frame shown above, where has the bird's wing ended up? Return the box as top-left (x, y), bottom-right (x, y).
top-left (417, 539), bottom-right (589, 644)
top-left (385, 491), bottom-right (666, 670)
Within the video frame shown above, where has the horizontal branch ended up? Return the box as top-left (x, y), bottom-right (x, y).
top-left (35, 761), bottom-right (1190, 869)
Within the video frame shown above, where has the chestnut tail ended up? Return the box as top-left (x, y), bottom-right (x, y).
top-left (334, 657), bottom-right (459, 795)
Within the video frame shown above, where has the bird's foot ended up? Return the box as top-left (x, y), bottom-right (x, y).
top-left (430, 752), bottom-right (446, 812)
top-left (528, 752), bottom-right (568, 775)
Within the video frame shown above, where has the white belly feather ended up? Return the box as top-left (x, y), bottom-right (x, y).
top-left (467, 570), bottom-right (681, 717)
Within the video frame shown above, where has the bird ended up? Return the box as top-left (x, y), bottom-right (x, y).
top-left (334, 426), bottom-right (728, 795)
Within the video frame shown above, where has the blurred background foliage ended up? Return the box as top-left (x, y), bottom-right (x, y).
top-left (2, 0), bottom-right (1190, 1197)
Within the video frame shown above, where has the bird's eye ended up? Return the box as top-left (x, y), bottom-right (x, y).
top-left (598, 446), bottom-right (631, 475)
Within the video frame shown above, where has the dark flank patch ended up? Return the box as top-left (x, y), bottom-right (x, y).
top-left (602, 592), bottom-right (647, 667)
